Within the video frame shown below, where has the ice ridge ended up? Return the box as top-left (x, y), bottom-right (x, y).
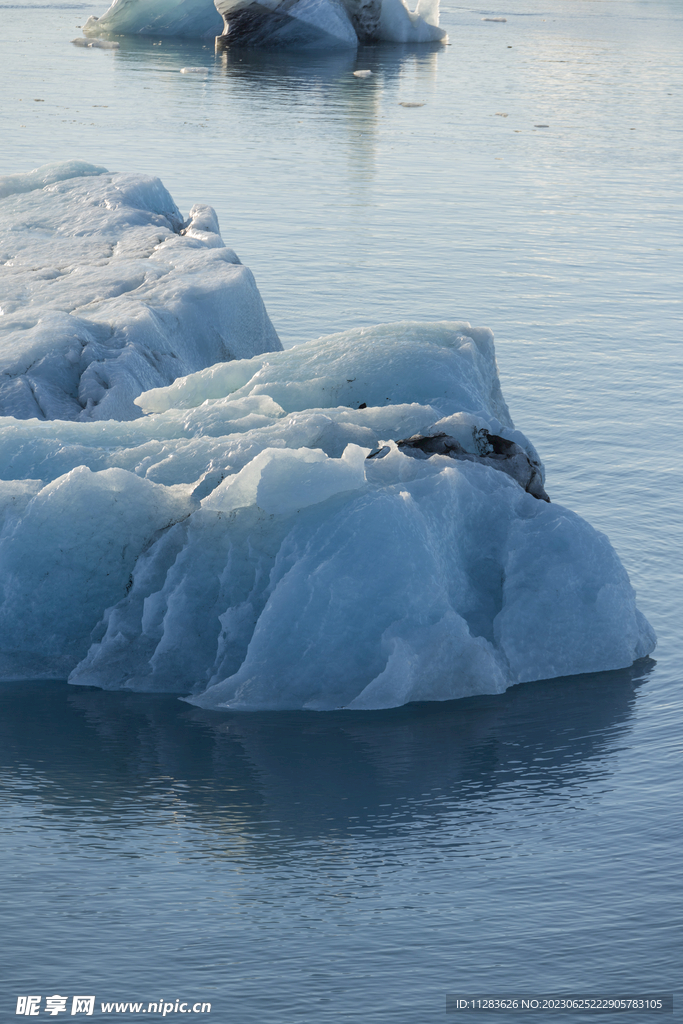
top-left (0, 163), bottom-right (282, 422)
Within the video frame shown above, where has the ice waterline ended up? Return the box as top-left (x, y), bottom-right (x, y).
top-left (0, 163), bottom-right (655, 709)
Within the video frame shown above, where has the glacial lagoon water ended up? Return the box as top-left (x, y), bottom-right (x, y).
top-left (1, 0), bottom-right (682, 1020)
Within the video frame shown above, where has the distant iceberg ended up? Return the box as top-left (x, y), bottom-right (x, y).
top-left (0, 212), bottom-right (655, 708)
top-left (82, 0), bottom-right (447, 47)
top-left (0, 162), bottom-right (281, 421)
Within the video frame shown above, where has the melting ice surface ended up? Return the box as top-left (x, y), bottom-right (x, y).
top-left (82, 0), bottom-right (446, 48)
top-left (0, 165), bottom-right (655, 709)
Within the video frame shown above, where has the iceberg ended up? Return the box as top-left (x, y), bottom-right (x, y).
top-left (82, 0), bottom-right (447, 47)
top-left (0, 313), bottom-right (655, 704)
top-left (0, 163), bottom-right (281, 421)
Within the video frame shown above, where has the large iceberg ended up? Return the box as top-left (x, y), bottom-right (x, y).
top-left (0, 311), bottom-right (655, 705)
top-left (0, 163), bottom-right (281, 421)
top-left (83, 0), bottom-right (447, 47)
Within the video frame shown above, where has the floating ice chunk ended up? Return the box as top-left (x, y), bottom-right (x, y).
top-left (353, 69), bottom-right (372, 77)
top-left (71, 36), bottom-right (121, 46)
top-left (83, 0), bottom-right (445, 46)
top-left (0, 163), bottom-right (281, 421)
top-left (0, 188), bottom-right (655, 712)
top-left (483, 16), bottom-right (506, 22)
top-left (180, 66), bottom-right (208, 73)
top-left (0, 289), bottom-right (655, 702)
top-left (84, 0), bottom-right (223, 39)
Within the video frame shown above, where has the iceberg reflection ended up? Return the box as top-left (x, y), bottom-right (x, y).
top-left (0, 660), bottom-right (654, 848)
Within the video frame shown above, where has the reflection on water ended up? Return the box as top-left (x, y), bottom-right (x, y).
top-left (95, 36), bottom-right (441, 183)
top-left (107, 32), bottom-right (442, 88)
top-left (1, 656), bottom-right (679, 1023)
top-left (0, 661), bottom-right (653, 848)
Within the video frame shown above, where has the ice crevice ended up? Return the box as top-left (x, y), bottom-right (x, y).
top-left (0, 163), bottom-right (655, 707)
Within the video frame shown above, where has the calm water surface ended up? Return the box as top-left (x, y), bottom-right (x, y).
top-left (0, 0), bottom-right (681, 1020)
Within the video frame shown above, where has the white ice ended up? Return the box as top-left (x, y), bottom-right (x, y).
top-left (0, 162), bottom-right (281, 421)
top-left (378, 0), bottom-right (444, 44)
top-left (71, 36), bottom-right (121, 47)
top-left (0, 308), bottom-right (655, 704)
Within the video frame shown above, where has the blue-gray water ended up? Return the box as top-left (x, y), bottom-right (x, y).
top-left (0, 0), bottom-right (681, 1020)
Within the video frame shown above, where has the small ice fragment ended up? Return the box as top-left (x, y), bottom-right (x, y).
top-left (399, 101), bottom-right (424, 107)
top-left (74, 37), bottom-right (119, 48)
top-left (495, 112), bottom-right (508, 117)
top-left (180, 67), bottom-right (208, 74)
top-left (483, 17), bottom-right (506, 21)
top-left (353, 70), bottom-right (373, 78)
